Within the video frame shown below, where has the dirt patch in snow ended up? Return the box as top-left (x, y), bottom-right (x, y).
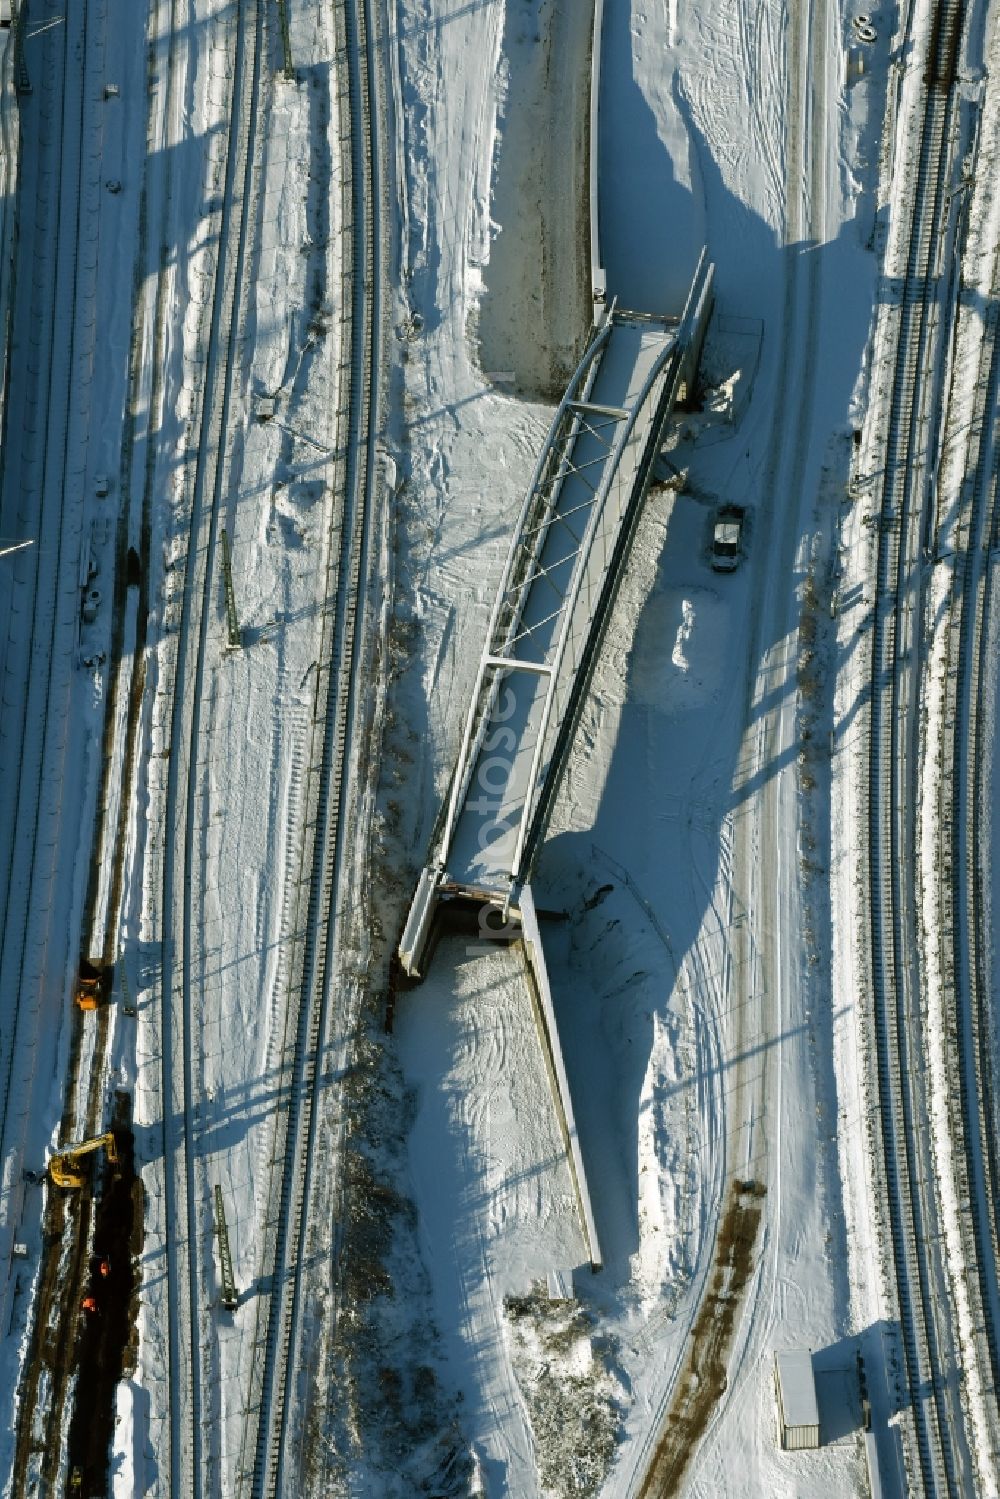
top-left (504, 1286), bottom-right (623, 1497)
top-left (636, 1180), bottom-right (765, 1497)
top-left (66, 1093), bottom-right (143, 1495)
top-left (474, 0), bottom-right (593, 400)
top-left (321, 1028), bottom-right (475, 1498)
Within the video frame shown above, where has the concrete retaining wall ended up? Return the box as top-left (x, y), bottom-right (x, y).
top-left (519, 884), bottom-right (602, 1269)
top-left (0, 16), bottom-right (20, 444)
top-left (589, 0), bottom-right (606, 314)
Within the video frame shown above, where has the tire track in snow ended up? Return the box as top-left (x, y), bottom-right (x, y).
top-left (641, 0), bottom-right (832, 1489)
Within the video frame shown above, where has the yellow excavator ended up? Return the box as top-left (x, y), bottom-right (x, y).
top-left (48, 1132), bottom-right (118, 1190)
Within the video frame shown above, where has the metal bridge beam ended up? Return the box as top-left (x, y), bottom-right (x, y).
top-left (567, 399), bottom-right (629, 420)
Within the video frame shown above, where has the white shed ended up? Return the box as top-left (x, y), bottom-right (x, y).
top-left (774, 1349), bottom-right (820, 1450)
top-left (546, 1267), bottom-right (574, 1302)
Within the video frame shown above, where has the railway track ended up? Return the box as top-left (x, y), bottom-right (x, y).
top-left (961, 324), bottom-right (1000, 1401)
top-left (156, 0), bottom-right (266, 1490)
top-left (864, 2), bottom-right (973, 1493)
top-left (0, 0), bottom-right (203, 1476)
top-left (9, 0), bottom-right (216, 1476)
top-left (0, 0), bottom-right (120, 1464)
top-left (932, 230), bottom-right (1000, 1470)
top-left (237, 0), bottom-right (386, 1491)
top-left (0, 0), bottom-right (91, 1182)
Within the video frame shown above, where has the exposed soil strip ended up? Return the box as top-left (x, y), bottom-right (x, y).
top-left (65, 1092), bottom-right (143, 1495)
top-left (12, 1089), bottom-right (141, 1499)
top-left (637, 1180), bottom-right (765, 1498)
top-left (13, 1190), bottom-right (92, 1494)
top-left (10, 995), bottom-right (104, 1496)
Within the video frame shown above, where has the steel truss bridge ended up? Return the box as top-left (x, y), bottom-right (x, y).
top-left (400, 255), bottom-right (713, 978)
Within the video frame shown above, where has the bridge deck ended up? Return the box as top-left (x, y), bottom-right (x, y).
top-left (445, 315), bottom-right (679, 898)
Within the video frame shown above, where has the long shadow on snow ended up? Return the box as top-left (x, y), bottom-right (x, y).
top-left (531, 175), bottom-right (884, 1327)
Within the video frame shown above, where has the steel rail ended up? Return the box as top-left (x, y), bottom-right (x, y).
top-left (157, 0), bottom-right (265, 1491)
top-left (866, 4), bottom-right (970, 1492)
top-left (937, 285), bottom-right (1000, 1468)
top-left (965, 325), bottom-right (1000, 1431)
top-left (238, 0), bottom-right (385, 1491)
top-left (0, 0), bottom-right (86, 1173)
top-left (0, 0), bottom-right (105, 1481)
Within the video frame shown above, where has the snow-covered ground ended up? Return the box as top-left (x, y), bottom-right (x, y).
top-left (1, 0), bottom-right (998, 1490)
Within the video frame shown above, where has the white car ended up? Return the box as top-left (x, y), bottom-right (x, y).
top-left (712, 505), bottom-right (744, 572)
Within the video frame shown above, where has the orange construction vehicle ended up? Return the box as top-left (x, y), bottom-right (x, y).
top-left (74, 959), bottom-right (111, 1012)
